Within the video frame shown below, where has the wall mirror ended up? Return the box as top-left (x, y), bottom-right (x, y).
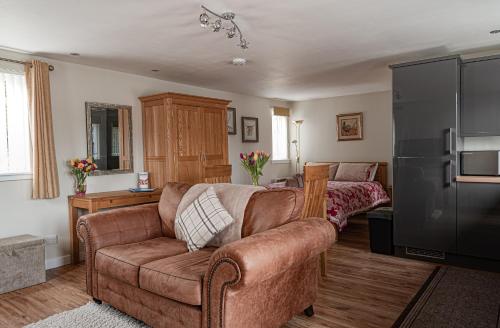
top-left (86, 102), bottom-right (133, 175)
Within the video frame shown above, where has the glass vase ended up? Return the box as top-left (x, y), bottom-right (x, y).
top-left (251, 175), bottom-right (260, 186)
top-left (75, 176), bottom-right (87, 196)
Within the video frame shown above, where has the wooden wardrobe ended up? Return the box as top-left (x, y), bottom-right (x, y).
top-left (139, 92), bottom-right (231, 188)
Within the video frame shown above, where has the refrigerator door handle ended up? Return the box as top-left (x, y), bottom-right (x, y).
top-left (445, 128), bottom-right (454, 155)
top-left (444, 160), bottom-right (453, 187)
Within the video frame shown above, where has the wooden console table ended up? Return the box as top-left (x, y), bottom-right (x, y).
top-left (68, 189), bottom-right (162, 264)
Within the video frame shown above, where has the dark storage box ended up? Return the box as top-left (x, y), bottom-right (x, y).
top-left (367, 207), bottom-right (393, 255)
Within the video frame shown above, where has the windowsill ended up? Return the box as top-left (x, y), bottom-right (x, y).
top-left (0, 173), bottom-right (33, 182)
top-left (272, 159), bottom-right (291, 164)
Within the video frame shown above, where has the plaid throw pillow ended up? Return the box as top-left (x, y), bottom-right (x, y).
top-left (175, 187), bottom-right (235, 252)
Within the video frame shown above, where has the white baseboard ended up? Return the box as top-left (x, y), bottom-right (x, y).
top-left (45, 255), bottom-right (71, 270)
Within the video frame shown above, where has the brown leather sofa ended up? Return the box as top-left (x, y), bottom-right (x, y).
top-left (77, 183), bottom-right (336, 328)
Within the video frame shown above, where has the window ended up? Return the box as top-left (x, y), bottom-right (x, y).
top-left (0, 70), bottom-right (31, 176)
top-left (272, 107), bottom-right (289, 162)
top-left (91, 123), bottom-right (101, 160)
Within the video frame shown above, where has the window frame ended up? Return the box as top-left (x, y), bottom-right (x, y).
top-left (0, 68), bottom-right (32, 182)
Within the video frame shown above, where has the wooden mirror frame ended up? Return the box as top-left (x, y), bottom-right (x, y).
top-left (85, 102), bottom-right (133, 176)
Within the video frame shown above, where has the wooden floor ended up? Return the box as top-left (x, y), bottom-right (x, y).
top-left (0, 216), bottom-right (435, 328)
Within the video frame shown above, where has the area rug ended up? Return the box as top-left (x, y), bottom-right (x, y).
top-left (393, 266), bottom-right (500, 328)
top-left (25, 302), bottom-right (148, 328)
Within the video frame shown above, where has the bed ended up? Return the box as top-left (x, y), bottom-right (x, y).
top-left (269, 161), bottom-right (391, 230)
top-left (326, 180), bottom-right (389, 230)
top-left (320, 162), bottom-right (391, 230)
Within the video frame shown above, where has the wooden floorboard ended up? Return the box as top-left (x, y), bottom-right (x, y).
top-left (0, 216), bottom-right (435, 328)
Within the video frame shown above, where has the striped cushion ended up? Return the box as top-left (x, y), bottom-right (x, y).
top-left (174, 186), bottom-right (234, 252)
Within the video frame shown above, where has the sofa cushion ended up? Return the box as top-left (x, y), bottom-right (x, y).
top-left (139, 247), bottom-right (216, 306)
top-left (242, 188), bottom-right (304, 237)
top-left (175, 187), bottom-right (235, 252)
top-left (95, 237), bottom-right (188, 287)
top-left (158, 182), bottom-right (193, 238)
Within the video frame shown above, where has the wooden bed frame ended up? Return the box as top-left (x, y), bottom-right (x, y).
top-left (306, 161), bottom-right (389, 191)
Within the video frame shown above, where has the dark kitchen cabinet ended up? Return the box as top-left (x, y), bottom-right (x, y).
top-left (461, 55), bottom-right (500, 136)
top-left (458, 182), bottom-right (500, 260)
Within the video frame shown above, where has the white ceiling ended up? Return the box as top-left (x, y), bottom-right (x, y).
top-left (1, 0), bottom-right (500, 101)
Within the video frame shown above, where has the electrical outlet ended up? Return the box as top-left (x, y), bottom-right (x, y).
top-left (44, 234), bottom-right (58, 245)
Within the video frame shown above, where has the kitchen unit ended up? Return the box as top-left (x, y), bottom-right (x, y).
top-left (456, 179), bottom-right (500, 261)
top-left (461, 55), bottom-right (500, 137)
top-left (391, 54), bottom-right (500, 268)
top-left (391, 56), bottom-right (460, 258)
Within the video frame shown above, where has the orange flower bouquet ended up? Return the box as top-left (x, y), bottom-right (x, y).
top-left (68, 157), bottom-right (97, 196)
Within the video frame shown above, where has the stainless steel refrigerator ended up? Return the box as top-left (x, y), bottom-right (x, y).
top-left (391, 56), bottom-right (459, 255)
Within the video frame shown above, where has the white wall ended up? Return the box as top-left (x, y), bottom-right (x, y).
top-left (463, 136), bottom-right (500, 150)
top-left (290, 91), bottom-right (392, 182)
top-left (0, 49), bottom-right (291, 267)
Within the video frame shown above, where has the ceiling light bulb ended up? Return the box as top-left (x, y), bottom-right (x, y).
top-left (199, 12), bottom-right (209, 27)
top-left (212, 19), bottom-right (222, 32)
top-left (239, 39), bottom-right (249, 49)
top-left (227, 28), bottom-right (236, 39)
top-left (232, 57), bottom-right (247, 66)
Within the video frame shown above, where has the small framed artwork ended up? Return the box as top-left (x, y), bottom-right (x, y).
top-left (227, 107), bottom-right (236, 135)
top-left (241, 116), bottom-right (259, 143)
top-left (336, 112), bottom-right (363, 141)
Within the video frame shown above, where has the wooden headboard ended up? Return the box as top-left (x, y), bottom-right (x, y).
top-left (306, 161), bottom-right (388, 190)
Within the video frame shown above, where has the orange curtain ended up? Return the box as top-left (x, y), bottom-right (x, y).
top-left (25, 60), bottom-right (60, 199)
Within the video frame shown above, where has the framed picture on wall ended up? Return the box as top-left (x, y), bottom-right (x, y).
top-left (241, 116), bottom-right (259, 143)
top-left (336, 112), bottom-right (363, 141)
top-left (227, 107), bottom-right (236, 135)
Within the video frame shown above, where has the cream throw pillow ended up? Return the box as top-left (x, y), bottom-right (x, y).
top-left (175, 186), bottom-right (234, 252)
top-left (334, 163), bottom-right (376, 182)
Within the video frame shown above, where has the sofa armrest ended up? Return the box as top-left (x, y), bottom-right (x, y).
top-left (77, 203), bottom-right (163, 251)
top-left (207, 218), bottom-right (335, 287)
top-left (203, 218), bottom-right (335, 327)
top-left (76, 203), bottom-right (163, 297)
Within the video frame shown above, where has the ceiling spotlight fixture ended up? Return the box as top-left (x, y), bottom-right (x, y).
top-left (199, 5), bottom-right (249, 49)
top-left (151, 69), bottom-right (160, 72)
top-left (69, 52), bottom-right (80, 56)
top-left (232, 57), bottom-right (247, 66)
top-left (490, 29), bottom-right (500, 34)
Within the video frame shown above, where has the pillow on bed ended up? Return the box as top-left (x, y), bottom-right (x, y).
top-left (367, 163), bottom-right (379, 181)
top-left (328, 163), bottom-right (339, 180)
top-left (305, 162), bottom-right (339, 180)
top-left (334, 163), bottom-right (377, 182)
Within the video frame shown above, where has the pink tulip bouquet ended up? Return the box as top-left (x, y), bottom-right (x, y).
top-left (240, 150), bottom-right (270, 186)
top-left (68, 157), bottom-right (97, 196)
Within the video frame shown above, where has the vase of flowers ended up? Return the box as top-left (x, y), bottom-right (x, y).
top-left (69, 157), bottom-right (97, 196)
top-left (240, 151), bottom-right (270, 186)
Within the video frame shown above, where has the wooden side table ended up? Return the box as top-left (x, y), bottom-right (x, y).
top-left (68, 189), bottom-right (162, 264)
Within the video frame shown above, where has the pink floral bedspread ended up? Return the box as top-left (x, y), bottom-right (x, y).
top-left (327, 181), bottom-right (390, 231)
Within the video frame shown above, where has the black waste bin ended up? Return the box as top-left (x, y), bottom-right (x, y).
top-left (367, 207), bottom-right (393, 255)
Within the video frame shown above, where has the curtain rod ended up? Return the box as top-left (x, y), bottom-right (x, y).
top-left (0, 56), bottom-right (55, 71)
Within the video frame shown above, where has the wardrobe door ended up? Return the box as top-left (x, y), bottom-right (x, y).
top-left (201, 107), bottom-right (228, 167)
top-left (142, 99), bottom-right (168, 188)
top-left (175, 104), bottom-right (204, 183)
